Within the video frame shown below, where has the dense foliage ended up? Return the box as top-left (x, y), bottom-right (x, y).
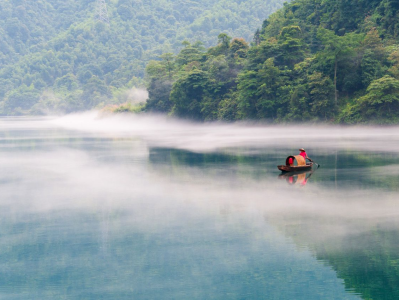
top-left (145, 0), bottom-right (399, 123)
top-left (0, 0), bottom-right (283, 115)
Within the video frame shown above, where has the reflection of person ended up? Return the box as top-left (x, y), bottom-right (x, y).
top-left (286, 173), bottom-right (309, 186)
top-left (299, 148), bottom-right (313, 163)
top-left (300, 177), bottom-right (308, 186)
top-left (280, 171), bottom-right (314, 186)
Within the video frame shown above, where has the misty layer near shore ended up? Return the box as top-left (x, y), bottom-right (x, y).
top-left (50, 111), bottom-right (399, 154)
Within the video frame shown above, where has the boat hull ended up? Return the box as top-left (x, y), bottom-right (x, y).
top-left (278, 163), bottom-right (313, 173)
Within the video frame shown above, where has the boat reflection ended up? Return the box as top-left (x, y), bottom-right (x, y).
top-left (278, 168), bottom-right (318, 186)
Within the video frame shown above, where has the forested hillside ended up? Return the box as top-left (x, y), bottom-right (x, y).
top-left (0, 0), bottom-right (284, 115)
top-left (145, 0), bottom-right (399, 123)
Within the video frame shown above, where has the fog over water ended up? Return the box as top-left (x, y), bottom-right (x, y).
top-left (51, 111), bottom-right (399, 153)
top-left (1, 114), bottom-right (399, 299)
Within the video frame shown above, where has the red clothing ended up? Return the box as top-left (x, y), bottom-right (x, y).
top-left (300, 178), bottom-right (308, 186)
top-left (300, 152), bottom-right (307, 159)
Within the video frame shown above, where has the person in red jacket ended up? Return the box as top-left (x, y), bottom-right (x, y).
top-left (299, 148), bottom-right (313, 162)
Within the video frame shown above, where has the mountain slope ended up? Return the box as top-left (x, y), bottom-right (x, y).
top-left (0, 0), bottom-right (285, 115)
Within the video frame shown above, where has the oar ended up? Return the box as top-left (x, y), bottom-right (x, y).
top-left (308, 158), bottom-right (321, 168)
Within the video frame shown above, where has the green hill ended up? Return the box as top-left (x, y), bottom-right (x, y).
top-left (145, 0), bottom-right (399, 124)
top-left (0, 0), bottom-right (284, 115)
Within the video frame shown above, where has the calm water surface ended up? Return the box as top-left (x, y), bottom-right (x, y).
top-left (1, 115), bottom-right (399, 299)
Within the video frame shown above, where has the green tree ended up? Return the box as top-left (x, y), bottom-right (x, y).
top-left (207, 33), bottom-right (232, 57)
top-left (317, 28), bottom-right (363, 105)
top-left (3, 85), bottom-right (40, 114)
top-left (237, 58), bottom-right (285, 119)
top-left (54, 73), bottom-right (79, 91)
top-left (229, 38), bottom-right (249, 59)
top-left (355, 75), bottom-right (399, 122)
top-left (307, 72), bottom-right (335, 120)
top-left (159, 53), bottom-right (176, 80)
top-left (388, 49), bottom-right (399, 79)
top-left (278, 26), bottom-right (306, 68)
top-left (170, 69), bottom-right (210, 120)
top-left (175, 43), bottom-right (204, 67)
top-left (145, 78), bottom-right (173, 113)
top-left (81, 76), bottom-right (111, 109)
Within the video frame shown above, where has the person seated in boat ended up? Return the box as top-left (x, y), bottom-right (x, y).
top-left (299, 148), bottom-right (313, 163)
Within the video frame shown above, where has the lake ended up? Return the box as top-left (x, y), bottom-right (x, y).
top-left (1, 114), bottom-right (399, 299)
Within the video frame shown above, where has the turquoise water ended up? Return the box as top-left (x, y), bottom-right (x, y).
top-left (1, 116), bottom-right (399, 299)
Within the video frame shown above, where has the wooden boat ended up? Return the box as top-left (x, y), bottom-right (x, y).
top-left (278, 155), bottom-right (313, 173)
top-left (278, 163), bottom-right (313, 173)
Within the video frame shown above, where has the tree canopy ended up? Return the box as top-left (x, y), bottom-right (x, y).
top-left (0, 0), bottom-right (284, 115)
top-left (144, 0), bottom-right (399, 124)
